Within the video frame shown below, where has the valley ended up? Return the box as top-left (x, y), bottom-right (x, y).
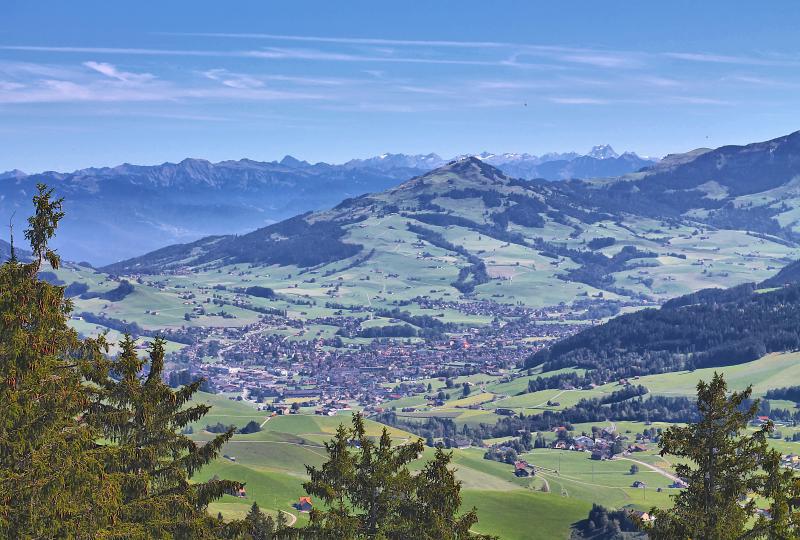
top-left (6, 5), bottom-right (800, 538)
top-left (13, 130), bottom-right (800, 538)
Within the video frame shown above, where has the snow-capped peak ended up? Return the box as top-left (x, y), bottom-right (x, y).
top-left (588, 144), bottom-right (619, 160)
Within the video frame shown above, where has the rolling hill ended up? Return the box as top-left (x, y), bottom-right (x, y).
top-left (525, 262), bottom-right (800, 382)
top-left (560, 130), bottom-right (800, 238)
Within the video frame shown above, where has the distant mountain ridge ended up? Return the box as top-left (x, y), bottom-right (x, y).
top-left (103, 131), bottom-right (800, 300)
top-left (0, 239), bottom-right (31, 263)
top-left (0, 157), bottom-right (422, 264)
top-left (0, 145), bottom-right (655, 264)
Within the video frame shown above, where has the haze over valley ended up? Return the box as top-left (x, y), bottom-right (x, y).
top-left (1, 145), bottom-right (655, 263)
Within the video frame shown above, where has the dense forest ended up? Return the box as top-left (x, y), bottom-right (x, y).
top-left (765, 386), bottom-right (800, 403)
top-left (526, 278), bottom-right (800, 377)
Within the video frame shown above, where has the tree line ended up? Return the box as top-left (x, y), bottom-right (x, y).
top-left (527, 280), bottom-right (800, 378)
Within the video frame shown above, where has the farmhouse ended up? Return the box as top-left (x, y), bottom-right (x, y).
top-left (296, 497), bottom-right (313, 512)
top-left (574, 435), bottom-right (595, 449)
top-left (514, 461), bottom-right (530, 477)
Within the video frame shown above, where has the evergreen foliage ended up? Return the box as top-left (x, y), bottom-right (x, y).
top-left (647, 373), bottom-right (800, 539)
top-left (244, 502), bottom-right (275, 540)
top-left (303, 413), bottom-right (494, 539)
top-left (527, 281), bottom-right (800, 377)
top-left (573, 503), bottom-right (646, 539)
top-left (0, 185), bottom-right (243, 539)
top-left (0, 184), bottom-right (117, 538)
top-left (90, 335), bottom-right (242, 538)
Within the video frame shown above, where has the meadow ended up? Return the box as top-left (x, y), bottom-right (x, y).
top-left (186, 395), bottom-right (710, 538)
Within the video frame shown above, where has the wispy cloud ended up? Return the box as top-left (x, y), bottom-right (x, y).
top-left (397, 85), bottom-right (453, 95)
top-left (0, 35), bottom-right (786, 116)
top-left (164, 32), bottom-right (511, 49)
top-left (666, 96), bottom-right (734, 105)
top-left (0, 63), bottom-right (328, 105)
top-left (0, 44), bottom-right (506, 67)
top-left (664, 52), bottom-right (800, 67)
top-left (202, 68), bottom-right (263, 89)
top-left (84, 61), bottom-right (155, 83)
top-left (0, 81), bottom-right (25, 91)
top-left (244, 47), bottom-right (503, 66)
top-left (638, 75), bottom-right (682, 88)
top-left (558, 53), bottom-right (639, 68)
top-left (0, 45), bottom-right (237, 57)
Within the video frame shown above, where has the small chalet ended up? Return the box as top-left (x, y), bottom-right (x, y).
top-left (514, 461), bottom-right (530, 477)
top-left (574, 435), bottom-right (595, 449)
top-left (632, 480), bottom-right (647, 489)
top-left (296, 496), bottom-right (313, 512)
top-left (454, 437), bottom-right (471, 449)
top-left (631, 510), bottom-right (655, 523)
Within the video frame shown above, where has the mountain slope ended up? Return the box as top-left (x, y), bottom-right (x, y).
top-left (103, 153), bottom-right (800, 311)
top-left (0, 158), bottom-right (427, 264)
top-left (563, 130), bottom-right (800, 239)
top-left (525, 269), bottom-right (800, 379)
top-left (0, 147), bottom-right (653, 264)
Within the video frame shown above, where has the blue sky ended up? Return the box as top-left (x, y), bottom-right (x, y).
top-left (2, 0), bottom-right (800, 172)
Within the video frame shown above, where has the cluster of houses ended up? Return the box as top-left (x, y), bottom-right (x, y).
top-left (158, 275), bottom-right (606, 412)
top-left (782, 453), bottom-right (800, 471)
top-left (548, 425), bottom-right (629, 460)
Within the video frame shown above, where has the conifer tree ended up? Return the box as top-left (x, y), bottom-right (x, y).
top-left (303, 414), bottom-right (492, 539)
top-left (91, 335), bottom-right (241, 538)
top-left (648, 373), bottom-right (799, 539)
top-left (409, 447), bottom-right (488, 540)
top-left (275, 509), bottom-right (289, 538)
top-left (755, 445), bottom-right (800, 539)
top-left (0, 184), bottom-right (119, 537)
top-left (245, 502), bottom-right (274, 540)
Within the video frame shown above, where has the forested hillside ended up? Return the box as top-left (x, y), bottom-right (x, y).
top-left (527, 275), bottom-right (800, 378)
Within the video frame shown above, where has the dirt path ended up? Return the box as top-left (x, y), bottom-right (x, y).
top-left (535, 470), bottom-right (631, 502)
top-left (617, 456), bottom-right (680, 483)
top-left (539, 475), bottom-right (550, 493)
top-left (280, 510), bottom-right (297, 527)
top-left (533, 389), bottom-right (569, 408)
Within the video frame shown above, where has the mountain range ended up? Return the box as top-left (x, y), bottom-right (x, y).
top-left (102, 131), bottom-right (800, 309)
top-left (0, 146), bottom-right (654, 264)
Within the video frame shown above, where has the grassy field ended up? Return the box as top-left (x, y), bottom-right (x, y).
top-left (186, 403), bottom-right (701, 539)
top-left (46, 196), bottom-right (800, 348)
top-left (620, 351), bottom-right (800, 398)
